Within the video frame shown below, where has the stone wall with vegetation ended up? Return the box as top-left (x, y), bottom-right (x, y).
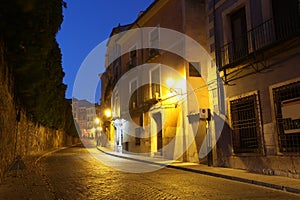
top-left (0, 1), bottom-right (79, 182)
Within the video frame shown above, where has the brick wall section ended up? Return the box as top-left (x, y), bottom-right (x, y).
top-left (0, 42), bottom-right (79, 182)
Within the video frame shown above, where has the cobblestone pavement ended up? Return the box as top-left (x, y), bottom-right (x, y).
top-left (1, 145), bottom-right (300, 200)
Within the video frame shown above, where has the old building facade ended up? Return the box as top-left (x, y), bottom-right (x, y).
top-left (211, 0), bottom-right (300, 177)
top-left (101, 0), bottom-right (220, 163)
top-left (100, 0), bottom-right (300, 177)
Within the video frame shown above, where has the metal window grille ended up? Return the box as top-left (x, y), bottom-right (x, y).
top-left (230, 94), bottom-right (261, 153)
top-left (273, 81), bottom-right (300, 153)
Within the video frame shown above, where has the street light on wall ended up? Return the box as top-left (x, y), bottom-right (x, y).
top-left (93, 117), bottom-right (101, 145)
top-left (104, 108), bottom-right (112, 118)
top-left (166, 77), bottom-right (184, 95)
top-left (94, 117), bottom-right (100, 125)
top-left (166, 77), bottom-right (175, 88)
top-left (102, 108), bottom-right (112, 147)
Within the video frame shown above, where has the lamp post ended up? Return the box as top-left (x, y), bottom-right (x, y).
top-left (94, 117), bottom-right (100, 125)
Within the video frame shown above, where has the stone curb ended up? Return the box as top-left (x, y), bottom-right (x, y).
top-left (97, 147), bottom-right (300, 195)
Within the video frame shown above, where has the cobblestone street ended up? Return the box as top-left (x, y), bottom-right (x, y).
top-left (1, 145), bottom-right (300, 200)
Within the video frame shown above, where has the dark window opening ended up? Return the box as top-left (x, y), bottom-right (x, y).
top-left (272, 0), bottom-right (300, 40)
top-left (230, 7), bottom-right (248, 62)
top-left (230, 94), bottom-right (261, 153)
top-left (128, 48), bottom-right (137, 69)
top-left (189, 62), bottom-right (201, 77)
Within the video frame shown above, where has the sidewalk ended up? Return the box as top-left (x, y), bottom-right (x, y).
top-left (97, 146), bottom-right (300, 195)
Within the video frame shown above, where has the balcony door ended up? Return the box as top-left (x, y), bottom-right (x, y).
top-left (230, 7), bottom-right (248, 62)
top-left (153, 112), bottom-right (162, 155)
top-left (150, 67), bottom-right (161, 100)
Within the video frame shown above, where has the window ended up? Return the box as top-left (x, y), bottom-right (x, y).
top-left (273, 81), bottom-right (300, 153)
top-left (230, 94), bottom-right (261, 153)
top-left (189, 62), bottom-right (201, 77)
top-left (113, 90), bottom-right (120, 117)
top-left (272, 0), bottom-right (299, 40)
top-left (230, 7), bottom-right (248, 62)
top-left (150, 67), bottom-right (160, 99)
top-left (129, 79), bottom-right (138, 109)
top-left (149, 27), bottom-right (159, 57)
top-left (108, 44), bottom-right (121, 66)
top-left (128, 46), bottom-right (137, 69)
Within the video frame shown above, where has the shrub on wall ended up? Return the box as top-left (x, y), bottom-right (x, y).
top-left (0, 0), bottom-right (77, 136)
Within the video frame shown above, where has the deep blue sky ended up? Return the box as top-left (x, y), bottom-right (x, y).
top-left (56, 0), bottom-right (154, 103)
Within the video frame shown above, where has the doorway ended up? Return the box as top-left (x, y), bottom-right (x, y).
top-left (153, 112), bottom-right (162, 155)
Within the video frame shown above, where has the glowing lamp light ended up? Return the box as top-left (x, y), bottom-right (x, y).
top-left (104, 109), bottom-right (112, 118)
top-left (94, 117), bottom-right (100, 124)
top-left (166, 77), bottom-right (175, 88)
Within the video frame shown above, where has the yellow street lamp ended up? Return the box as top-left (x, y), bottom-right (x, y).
top-left (104, 108), bottom-right (112, 118)
top-left (166, 77), bottom-right (175, 88)
top-left (94, 117), bottom-right (100, 125)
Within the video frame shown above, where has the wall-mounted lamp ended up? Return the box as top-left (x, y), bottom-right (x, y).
top-left (94, 117), bottom-right (100, 125)
top-left (104, 109), bottom-right (112, 118)
top-left (166, 77), bottom-right (175, 88)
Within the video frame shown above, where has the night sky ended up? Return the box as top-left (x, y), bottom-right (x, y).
top-left (56, 0), bottom-right (154, 102)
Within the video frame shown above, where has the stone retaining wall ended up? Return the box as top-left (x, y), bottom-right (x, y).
top-left (0, 42), bottom-right (79, 182)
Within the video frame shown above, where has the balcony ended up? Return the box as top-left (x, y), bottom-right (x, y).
top-left (129, 84), bottom-right (160, 115)
top-left (218, 16), bottom-right (300, 70)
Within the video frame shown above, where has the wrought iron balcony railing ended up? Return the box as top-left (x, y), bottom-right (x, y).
top-left (218, 15), bottom-right (300, 70)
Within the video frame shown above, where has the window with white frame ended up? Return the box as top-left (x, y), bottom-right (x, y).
top-left (108, 44), bottom-right (121, 65)
top-left (129, 79), bottom-right (138, 109)
top-left (112, 90), bottom-right (120, 118)
top-left (150, 66), bottom-right (160, 99)
top-left (128, 45), bottom-right (137, 69)
top-left (149, 27), bottom-right (159, 58)
top-left (230, 93), bottom-right (261, 153)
